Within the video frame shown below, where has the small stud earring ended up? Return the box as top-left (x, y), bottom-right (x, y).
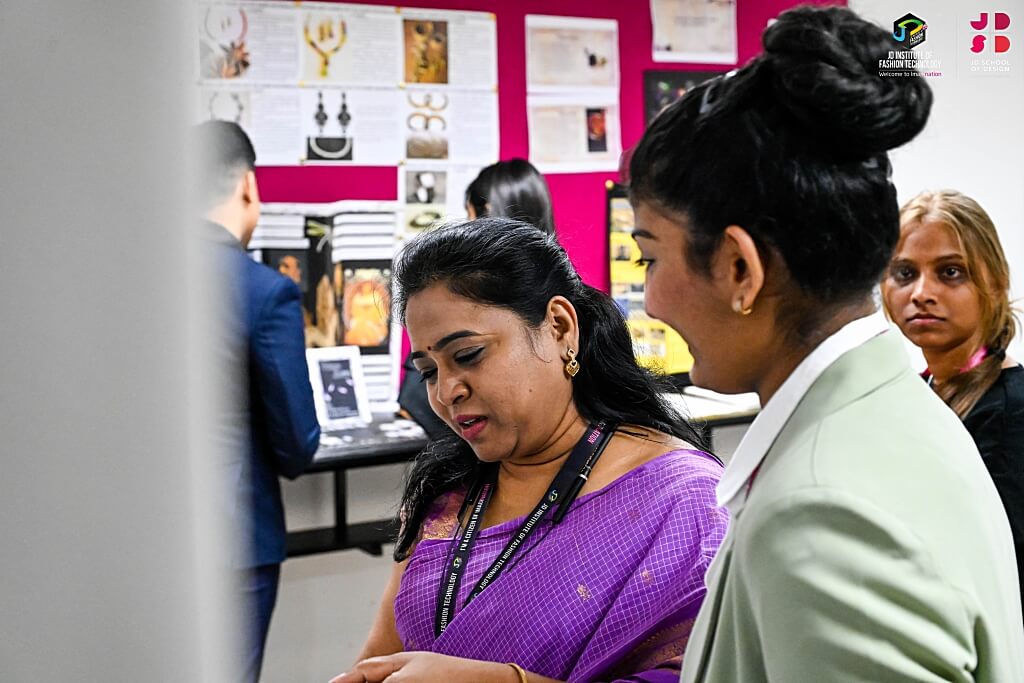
top-left (732, 299), bottom-right (753, 316)
top-left (564, 348), bottom-right (580, 378)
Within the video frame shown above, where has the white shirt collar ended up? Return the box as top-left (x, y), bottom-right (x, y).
top-left (716, 310), bottom-right (890, 511)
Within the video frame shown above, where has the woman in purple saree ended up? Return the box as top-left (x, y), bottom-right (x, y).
top-left (331, 220), bottom-right (727, 683)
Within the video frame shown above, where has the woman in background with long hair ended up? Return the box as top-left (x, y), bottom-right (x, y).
top-left (883, 189), bottom-right (1023, 614)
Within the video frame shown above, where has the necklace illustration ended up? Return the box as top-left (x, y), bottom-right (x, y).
top-left (208, 91), bottom-right (245, 123)
top-left (304, 16), bottom-right (347, 78)
top-left (203, 7), bottom-right (250, 78)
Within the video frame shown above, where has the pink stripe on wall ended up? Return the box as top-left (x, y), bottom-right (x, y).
top-left (255, 0), bottom-right (844, 292)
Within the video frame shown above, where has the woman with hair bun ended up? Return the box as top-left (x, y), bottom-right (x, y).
top-left (883, 189), bottom-right (1024, 614)
top-left (628, 5), bottom-right (1024, 680)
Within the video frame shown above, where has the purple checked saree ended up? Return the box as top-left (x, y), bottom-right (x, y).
top-left (394, 449), bottom-right (728, 682)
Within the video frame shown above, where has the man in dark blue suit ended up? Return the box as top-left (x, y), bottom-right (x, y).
top-left (195, 121), bottom-right (320, 681)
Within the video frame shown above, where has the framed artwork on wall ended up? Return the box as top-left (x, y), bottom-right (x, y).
top-left (643, 70), bottom-right (724, 124)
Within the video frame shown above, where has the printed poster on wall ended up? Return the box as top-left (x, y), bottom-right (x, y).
top-left (527, 93), bottom-right (622, 173)
top-left (526, 15), bottom-right (619, 93)
top-left (650, 0), bottom-right (738, 65)
top-left (195, 1), bottom-right (499, 167)
top-left (525, 15), bottom-right (622, 173)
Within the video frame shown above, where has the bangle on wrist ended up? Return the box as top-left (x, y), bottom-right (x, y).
top-left (506, 662), bottom-right (528, 683)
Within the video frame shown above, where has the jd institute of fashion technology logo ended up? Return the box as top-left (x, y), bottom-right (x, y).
top-left (880, 13), bottom-right (941, 78)
top-left (893, 13), bottom-right (927, 48)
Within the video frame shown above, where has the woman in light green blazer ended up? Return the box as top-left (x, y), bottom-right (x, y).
top-left (628, 5), bottom-right (1024, 681)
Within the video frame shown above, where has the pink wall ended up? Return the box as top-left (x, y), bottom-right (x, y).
top-left (256, 0), bottom-right (842, 292)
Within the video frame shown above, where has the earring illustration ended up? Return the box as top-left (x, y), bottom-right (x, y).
top-left (565, 348), bottom-right (581, 378)
top-left (314, 91), bottom-right (329, 134)
top-left (337, 92), bottom-right (351, 135)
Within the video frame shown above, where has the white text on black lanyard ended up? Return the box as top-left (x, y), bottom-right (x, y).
top-left (434, 421), bottom-right (616, 637)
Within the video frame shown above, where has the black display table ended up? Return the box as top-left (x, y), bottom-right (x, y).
top-left (286, 415), bottom-right (427, 558)
top-left (287, 391), bottom-right (760, 558)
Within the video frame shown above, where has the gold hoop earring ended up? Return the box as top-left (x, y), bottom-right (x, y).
top-left (564, 348), bottom-right (580, 378)
top-left (732, 299), bottom-right (753, 316)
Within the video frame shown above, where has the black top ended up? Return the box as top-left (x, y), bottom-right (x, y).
top-left (963, 364), bottom-right (1024, 608)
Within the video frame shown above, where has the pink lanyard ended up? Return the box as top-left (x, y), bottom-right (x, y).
top-left (922, 345), bottom-right (989, 386)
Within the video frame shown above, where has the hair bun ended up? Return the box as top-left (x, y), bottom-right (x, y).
top-left (763, 6), bottom-right (932, 155)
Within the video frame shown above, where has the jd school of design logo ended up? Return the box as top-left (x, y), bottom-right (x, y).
top-left (970, 12), bottom-right (1011, 53)
top-left (893, 13), bottom-right (927, 48)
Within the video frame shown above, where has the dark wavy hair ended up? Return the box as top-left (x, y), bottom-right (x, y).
top-left (629, 6), bottom-right (932, 338)
top-left (465, 159), bottom-right (556, 236)
top-left (391, 218), bottom-right (710, 560)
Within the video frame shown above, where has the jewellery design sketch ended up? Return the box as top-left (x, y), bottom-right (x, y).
top-left (303, 15), bottom-right (348, 78)
top-left (207, 91), bottom-right (246, 124)
top-left (307, 91), bottom-right (354, 161)
top-left (584, 48), bottom-right (609, 68)
top-left (406, 92), bottom-right (448, 132)
top-left (405, 92), bottom-right (449, 159)
top-left (403, 169), bottom-right (447, 235)
top-left (201, 7), bottom-right (250, 79)
top-left (403, 20), bottom-right (449, 84)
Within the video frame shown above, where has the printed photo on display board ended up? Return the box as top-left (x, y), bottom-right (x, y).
top-left (404, 19), bottom-right (449, 84)
top-left (200, 5), bottom-right (251, 79)
top-left (527, 96), bottom-right (622, 173)
top-left (403, 169), bottom-right (446, 234)
top-left (297, 5), bottom-right (401, 85)
top-left (341, 260), bottom-right (392, 354)
top-left (298, 87), bottom-right (403, 165)
top-left (405, 91), bottom-right (449, 159)
top-left (203, 88), bottom-right (251, 127)
top-left (196, 2), bottom-right (497, 167)
top-left (525, 15), bottom-right (619, 91)
top-left (304, 217), bottom-right (340, 348)
top-left (263, 243), bottom-right (337, 349)
top-left (306, 345), bottom-right (372, 427)
top-left (586, 108), bottom-right (608, 152)
top-left (607, 186), bottom-right (693, 379)
top-left (300, 10), bottom-right (348, 81)
top-left (650, 0), bottom-right (738, 64)
top-left (319, 356), bottom-right (361, 420)
top-left (304, 89), bottom-right (354, 161)
top-left (262, 248), bottom-right (318, 341)
top-left (643, 70), bottom-right (724, 124)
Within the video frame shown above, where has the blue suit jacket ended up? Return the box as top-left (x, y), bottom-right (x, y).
top-left (207, 222), bottom-right (320, 568)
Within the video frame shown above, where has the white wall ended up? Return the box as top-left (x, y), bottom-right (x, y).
top-left (851, 0), bottom-right (1024, 360)
top-left (0, 2), bottom-right (236, 681)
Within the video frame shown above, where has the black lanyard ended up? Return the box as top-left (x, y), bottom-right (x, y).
top-left (434, 421), bottom-right (616, 637)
